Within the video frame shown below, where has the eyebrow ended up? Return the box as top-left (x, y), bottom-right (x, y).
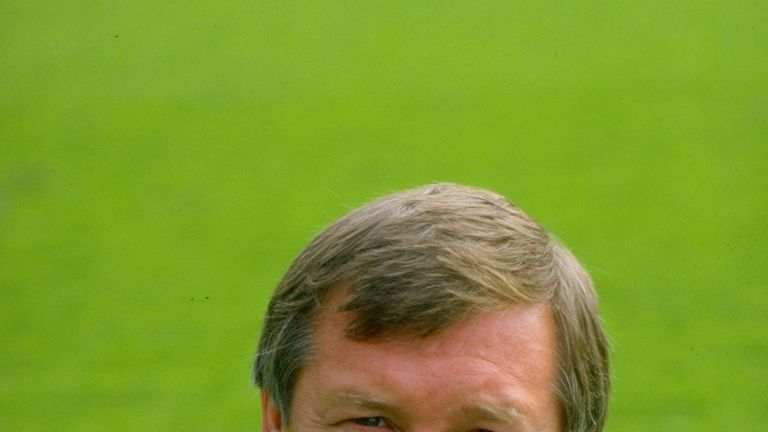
top-left (334, 391), bottom-right (402, 411)
top-left (460, 402), bottom-right (529, 427)
top-left (318, 391), bottom-right (403, 419)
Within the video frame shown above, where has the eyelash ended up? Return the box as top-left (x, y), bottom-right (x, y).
top-left (352, 418), bottom-right (495, 432)
top-left (354, 417), bottom-right (387, 427)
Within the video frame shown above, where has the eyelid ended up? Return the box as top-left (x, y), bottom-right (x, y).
top-left (352, 416), bottom-right (399, 431)
top-left (354, 417), bottom-right (385, 427)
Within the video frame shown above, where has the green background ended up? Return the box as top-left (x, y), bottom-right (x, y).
top-left (2, 1), bottom-right (766, 430)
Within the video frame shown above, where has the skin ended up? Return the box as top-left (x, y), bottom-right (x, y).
top-left (262, 302), bottom-right (562, 432)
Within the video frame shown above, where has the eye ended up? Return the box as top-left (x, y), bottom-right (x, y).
top-left (354, 417), bottom-right (387, 427)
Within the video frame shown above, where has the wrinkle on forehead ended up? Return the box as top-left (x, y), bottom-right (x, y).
top-left (293, 297), bottom-right (562, 432)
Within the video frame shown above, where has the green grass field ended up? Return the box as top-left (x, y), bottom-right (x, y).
top-left (2, 1), bottom-right (766, 430)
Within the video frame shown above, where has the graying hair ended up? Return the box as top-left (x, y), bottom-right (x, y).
top-left (253, 183), bottom-right (610, 431)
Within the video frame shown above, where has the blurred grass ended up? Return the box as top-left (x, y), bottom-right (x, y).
top-left (1, 1), bottom-right (767, 430)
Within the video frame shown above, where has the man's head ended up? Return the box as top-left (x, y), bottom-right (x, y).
top-left (254, 183), bottom-right (610, 432)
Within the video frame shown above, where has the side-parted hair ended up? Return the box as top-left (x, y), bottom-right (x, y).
top-left (253, 183), bottom-right (610, 432)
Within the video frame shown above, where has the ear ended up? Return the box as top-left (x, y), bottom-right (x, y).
top-left (261, 389), bottom-right (284, 432)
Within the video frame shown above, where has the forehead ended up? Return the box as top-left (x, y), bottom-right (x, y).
top-left (293, 301), bottom-right (561, 429)
top-left (314, 301), bottom-right (557, 382)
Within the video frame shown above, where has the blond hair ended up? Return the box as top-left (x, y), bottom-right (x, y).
top-left (253, 183), bottom-right (610, 431)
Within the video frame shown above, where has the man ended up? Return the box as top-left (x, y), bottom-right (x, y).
top-left (253, 183), bottom-right (610, 432)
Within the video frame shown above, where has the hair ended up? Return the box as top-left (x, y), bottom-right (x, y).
top-left (253, 183), bottom-right (610, 432)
